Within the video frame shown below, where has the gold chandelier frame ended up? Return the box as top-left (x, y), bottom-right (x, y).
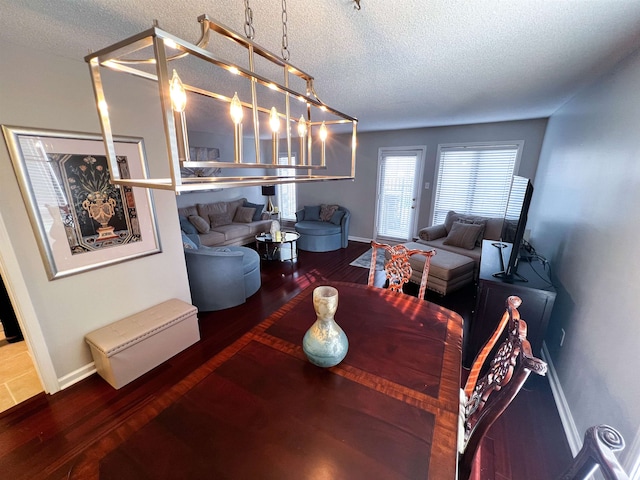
top-left (84, 14), bottom-right (358, 193)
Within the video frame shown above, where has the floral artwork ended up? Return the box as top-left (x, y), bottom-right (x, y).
top-left (52, 153), bottom-right (141, 254)
top-left (2, 126), bottom-right (160, 279)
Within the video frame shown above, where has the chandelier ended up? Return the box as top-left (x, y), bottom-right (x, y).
top-left (84, 3), bottom-right (357, 193)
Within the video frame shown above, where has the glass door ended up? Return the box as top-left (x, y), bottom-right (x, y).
top-left (374, 147), bottom-right (426, 242)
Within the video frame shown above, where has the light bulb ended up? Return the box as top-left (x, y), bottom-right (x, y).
top-left (319, 121), bottom-right (328, 142)
top-left (270, 107), bottom-right (280, 133)
top-left (169, 69), bottom-right (187, 113)
top-left (230, 92), bottom-right (243, 125)
top-left (98, 100), bottom-right (109, 114)
top-left (297, 115), bottom-right (307, 137)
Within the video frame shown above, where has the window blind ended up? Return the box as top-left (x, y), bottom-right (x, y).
top-left (432, 145), bottom-right (520, 225)
top-left (276, 156), bottom-right (297, 221)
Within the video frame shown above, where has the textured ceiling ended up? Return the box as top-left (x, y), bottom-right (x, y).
top-left (3, 0), bottom-right (640, 132)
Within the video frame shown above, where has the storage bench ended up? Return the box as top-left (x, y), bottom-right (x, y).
top-left (85, 298), bottom-right (199, 389)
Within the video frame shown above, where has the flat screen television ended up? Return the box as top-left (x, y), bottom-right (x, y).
top-left (492, 175), bottom-right (534, 281)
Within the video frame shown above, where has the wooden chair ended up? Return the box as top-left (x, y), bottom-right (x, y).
top-left (558, 425), bottom-right (629, 480)
top-left (458, 295), bottom-right (548, 480)
top-left (368, 240), bottom-right (435, 300)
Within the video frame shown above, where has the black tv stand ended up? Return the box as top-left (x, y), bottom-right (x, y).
top-left (491, 241), bottom-right (528, 282)
top-left (464, 240), bottom-right (557, 367)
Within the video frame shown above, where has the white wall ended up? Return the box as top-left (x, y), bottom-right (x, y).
top-left (298, 119), bottom-right (548, 240)
top-left (528, 46), bottom-right (640, 467)
top-left (0, 43), bottom-right (191, 390)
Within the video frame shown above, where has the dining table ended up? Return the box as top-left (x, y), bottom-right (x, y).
top-left (73, 281), bottom-right (464, 479)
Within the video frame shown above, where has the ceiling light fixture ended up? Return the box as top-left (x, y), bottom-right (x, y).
top-left (84, 2), bottom-right (358, 194)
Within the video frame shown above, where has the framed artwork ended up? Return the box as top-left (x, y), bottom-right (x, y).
top-left (1, 126), bottom-right (162, 280)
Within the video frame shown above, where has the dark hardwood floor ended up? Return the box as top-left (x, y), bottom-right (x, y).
top-left (0, 241), bottom-right (572, 479)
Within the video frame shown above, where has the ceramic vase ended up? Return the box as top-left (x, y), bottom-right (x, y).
top-left (302, 286), bottom-right (349, 367)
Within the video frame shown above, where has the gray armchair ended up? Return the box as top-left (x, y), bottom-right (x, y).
top-left (182, 233), bottom-right (261, 311)
top-left (294, 205), bottom-right (350, 252)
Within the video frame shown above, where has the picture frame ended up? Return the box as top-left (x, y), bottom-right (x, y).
top-left (1, 126), bottom-right (162, 280)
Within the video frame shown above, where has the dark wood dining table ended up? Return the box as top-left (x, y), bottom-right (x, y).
top-left (73, 281), bottom-right (463, 479)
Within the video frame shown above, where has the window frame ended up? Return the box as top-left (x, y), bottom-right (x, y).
top-left (429, 141), bottom-right (524, 226)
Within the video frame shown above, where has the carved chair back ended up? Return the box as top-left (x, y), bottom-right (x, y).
top-left (459, 295), bottom-right (548, 480)
top-left (368, 241), bottom-right (435, 300)
top-left (558, 425), bottom-right (629, 480)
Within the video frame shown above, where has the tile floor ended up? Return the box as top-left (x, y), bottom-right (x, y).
top-left (0, 324), bottom-right (43, 414)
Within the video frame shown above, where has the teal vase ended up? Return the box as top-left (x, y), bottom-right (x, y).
top-left (303, 286), bottom-right (349, 368)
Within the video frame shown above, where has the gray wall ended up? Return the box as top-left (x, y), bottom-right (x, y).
top-left (528, 46), bottom-right (640, 461)
top-left (176, 130), bottom-right (265, 209)
top-left (0, 43), bottom-right (191, 388)
top-left (298, 119), bottom-right (548, 240)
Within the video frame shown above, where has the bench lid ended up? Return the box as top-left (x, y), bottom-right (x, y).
top-left (84, 299), bottom-right (198, 357)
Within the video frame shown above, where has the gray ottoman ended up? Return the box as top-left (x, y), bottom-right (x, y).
top-left (402, 242), bottom-right (475, 295)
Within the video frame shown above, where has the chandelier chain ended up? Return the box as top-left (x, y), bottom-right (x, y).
top-left (243, 0), bottom-right (255, 39)
top-left (281, 0), bottom-right (290, 61)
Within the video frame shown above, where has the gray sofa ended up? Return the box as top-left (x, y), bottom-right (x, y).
top-left (416, 210), bottom-right (504, 277)
top-left (294, 205), bottom-right (350, 252)
top-left (181, 233), bottom-right (261, 311)
top-left (178, 197), bottom-right (272, 247)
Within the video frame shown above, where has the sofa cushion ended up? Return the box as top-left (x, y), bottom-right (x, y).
top-left (445, 211), bottom-right (486, 233)
top-left (456, 218), bottom-right (487, 247)
top-left (179, 215), bottom-right (198, 235)
top-left (233, 206), bottom-right (255, 223)
top-left (443, 221), bottom-right (484, 250)
top-left (178, 205), bottom-right (198, 218)
top-left (188, 215), bottom-right (210, 233)
top-left (417, 237), bottom-right (482, 274)
top-left (320, 204), bottom-right (339, 222)
top-left (244, 201), bottom-right (265, 221)
top-left (211, 223), bottom-right (251, 241)
top-left (330, 210), bottom-right (345, 225)
top-left (197, 230), bottom-right (226, 246)
top-left (295, 220), bottom-right (341, 236)
top-left (484, 217), bottom-right (504, 241)
top-left (197, 201), bottom-right (227, 219)
top-left (209, 212), bottom-right (233, 227)
top-left (303, 205), bottom-right (321, 221)
top-left (226, 198), bottom-right (245, 219)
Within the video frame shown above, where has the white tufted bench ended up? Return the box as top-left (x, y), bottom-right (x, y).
top-left (85, 298), bottom-right (199, 389)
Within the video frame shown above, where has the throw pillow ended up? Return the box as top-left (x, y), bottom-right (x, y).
top-left (233, 206), bottom-right (256, 223)
top-left (329, 209), bottom-right (345, 225)
top-left (303, 205), bottom-right (321, 221)
top-left (179, 215), bottom-right (198, 235)
top-left (443, 221), bottom-right (484, 250)
top-left (181, 232), bottom-right (198, 250)
top-left (188, 215), bottom-right (210, 233)
top-left (209, 212), bottom-right (233, 227)
top-left (457, 218), bottom-right (487, 247)
top-left (320, 204), bottom-right (339, 222)
top-left (244, 201), bottom-right (265, 221)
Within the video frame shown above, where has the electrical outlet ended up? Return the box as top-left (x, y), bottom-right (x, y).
top-left (559, 328), bottom-right (566, 347)
top-left (424, 182), bottom-right (430, 189)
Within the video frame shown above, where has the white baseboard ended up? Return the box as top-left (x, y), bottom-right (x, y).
top-left (541, 341), bottom-right (582, 455)
top-left (348, 236), bottom-right (371, 244)
top-left (57, 363), bottom-right (96, 390)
